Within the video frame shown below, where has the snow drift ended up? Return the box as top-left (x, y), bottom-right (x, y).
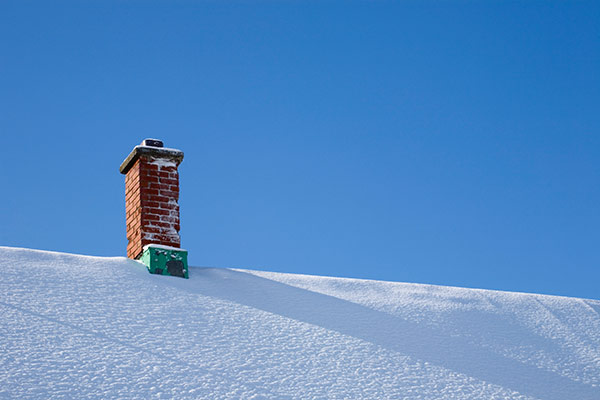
top-left (0, 246), bottom-right (598, 399)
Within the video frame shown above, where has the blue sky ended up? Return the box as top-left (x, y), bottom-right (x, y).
top-left (1, 1), bottom-right (598, 300)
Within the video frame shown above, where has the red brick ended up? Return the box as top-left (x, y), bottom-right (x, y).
top-left (143, 176), bottom-right (159, 184)
top-left (147, 221), bottom-right (174, 229)
top-left (123, 150), bottom-right (182, 259)
top-left (143, 213), bottom-right (162, 222)
top-left (158, 190), bottom-right (178, 199)
top-left (142, 188), bottom-right (159, 196)
top-left (149, 208), bottom-right (170, 216)
top-left (140, 226), bottom-right (162, 234)
top-left (141, 200), bottom-right (159, 208)
top-left (146, 195), bottom-right (170, 203)
top-left (160, 178), bottom-right (178, 186)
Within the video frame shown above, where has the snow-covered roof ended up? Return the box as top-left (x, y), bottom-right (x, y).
top-left (1, 246), bottom-right (599, 399)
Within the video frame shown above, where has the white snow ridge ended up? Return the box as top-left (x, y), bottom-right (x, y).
top-left (0, 246), bottom-right (598, 399)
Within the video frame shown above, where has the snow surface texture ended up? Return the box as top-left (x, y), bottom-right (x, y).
top-left (0, 246), bottom-right (598, 400)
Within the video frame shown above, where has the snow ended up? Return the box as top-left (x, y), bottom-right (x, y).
top-left (148, 158), bottom-right (178, 168)
top-left (143, 244), bottom-right (187, 252)
top-left (135, 144), bottom-right (182, 154)
top-left (1, 246), bottom-right (598, 399)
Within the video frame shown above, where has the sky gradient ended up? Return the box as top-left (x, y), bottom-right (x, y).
top-left (1, 1), bottom-right (599, 300)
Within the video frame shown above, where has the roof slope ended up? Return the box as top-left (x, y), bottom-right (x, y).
top-left (1, 246), bottom-right (599, 399)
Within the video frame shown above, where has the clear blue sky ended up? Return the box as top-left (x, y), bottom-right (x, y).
top-left (1, 1), bottom-right (598, 300)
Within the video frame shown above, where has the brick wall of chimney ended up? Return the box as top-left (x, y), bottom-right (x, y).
top-left (124, 156), bottom-right (181, 259)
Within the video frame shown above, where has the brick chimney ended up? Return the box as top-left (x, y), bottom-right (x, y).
top-left (119, 139), bottom-right (184, 259)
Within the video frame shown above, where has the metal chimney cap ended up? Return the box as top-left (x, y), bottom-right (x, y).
top-left (141, 138), bottom-right (164, 148)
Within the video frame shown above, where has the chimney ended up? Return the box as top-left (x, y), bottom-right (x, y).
top-left (119, 139), bottom-right (184, 260)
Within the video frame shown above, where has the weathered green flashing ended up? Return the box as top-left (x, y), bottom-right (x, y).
top-left (140, 245), bottom-right (189, 279)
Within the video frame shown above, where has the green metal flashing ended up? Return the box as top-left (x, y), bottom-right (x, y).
top-left (140, 245), bottom-right (189, 279)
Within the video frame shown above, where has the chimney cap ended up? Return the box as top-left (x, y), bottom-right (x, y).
top-left (120, 140), bottom-right (184, 174)
top-left (141, 138), bottom-right (164, 148)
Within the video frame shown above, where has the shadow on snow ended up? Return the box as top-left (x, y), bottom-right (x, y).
top-left (178, 267), bottom-right (599, 400)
